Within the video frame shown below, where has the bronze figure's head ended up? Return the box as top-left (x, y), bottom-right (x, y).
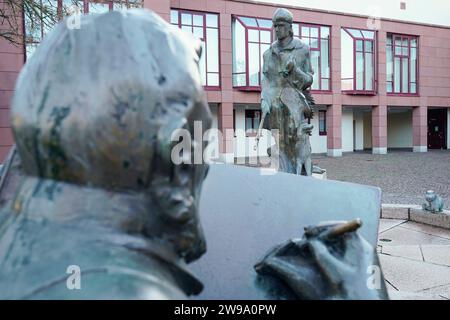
top-left (11, 9), bottom-right (212, 264)
top-left (273, 8), bottom-right (294, 40)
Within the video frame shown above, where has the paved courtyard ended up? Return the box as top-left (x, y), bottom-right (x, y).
top-left (313, 150), bottom-right (450, 208)
top-left (378, 218), bottom-right (450, 300)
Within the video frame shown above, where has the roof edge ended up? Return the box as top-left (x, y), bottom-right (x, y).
top-left (230, 0), bottom-right (450, 30)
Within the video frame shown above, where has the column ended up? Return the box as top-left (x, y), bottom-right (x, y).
top-left (413, 105), bottom-right (428, 152)
top-left (326, 104), bottom-right (342, 157)
top-left (327, 25), bottom-right (342, 157)
top-left (217, 11), bottom-right (234, 163)
top-left (219, 12), bottom-right (232, 93)
top-left (377, 32), bottom-right (387, 98)
top-left (372, 105), bottom-right (387, 154)
top-left (218, 102), bottom-right (234, 163)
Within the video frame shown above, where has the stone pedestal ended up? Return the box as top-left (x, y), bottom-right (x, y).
top-left (192, 164), bottom-right (382, 299)
top-left (381, 204), bottom-right (450, 229)
top-left (410, 208), bottom-right (450, 229)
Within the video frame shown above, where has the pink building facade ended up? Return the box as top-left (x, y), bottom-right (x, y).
top-left (1, 0), bottom-right (450, 162)
top-left (0, 1), bottom-right (24, 162)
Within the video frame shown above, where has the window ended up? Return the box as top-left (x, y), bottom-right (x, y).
top-left (386, 34), bottom-right (418, 94)
top-left (293, 24), bottom-right (331, 91)
top-left (76, 0), bottom-right (142, 14)
top-left (112, 0), bottom-right (142, 10)
top-left (232, 17), bottom-right (330, 91)
top-left (171, 10), bottom-right (220, 88)
top-left (245, 110), bottom-right (261, 133)
top-left (318, 110), bottom-right (327, 135)
top-left (341, 27), bottom-right (376, 93)
top-left (89, 1), bottom-right (111, 13)
top-left (25, 1), bottom-right (142, 59)
top-left (232, 16), bottom-right (272, 89)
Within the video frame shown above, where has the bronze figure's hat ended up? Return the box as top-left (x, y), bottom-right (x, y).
top-left (272, 8), bottom-right (293, 24)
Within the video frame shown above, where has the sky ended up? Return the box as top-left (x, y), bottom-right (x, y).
top-left (254, 0), bottom-right (450, 27)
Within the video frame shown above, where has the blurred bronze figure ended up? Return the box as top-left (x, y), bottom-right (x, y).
top-left (422, 190), bottom-right (444, 213)
top-left (255, 219), bottom-right (389, 300)
top-left (0, 9), bottom-right (211, 299)
top-left (256, 8), bottom-right (315, 175)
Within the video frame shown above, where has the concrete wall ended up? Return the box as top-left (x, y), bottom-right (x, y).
top-left (387, 110), bottom-right (413, 148)
top-left (309, 106), bottom-right (327, 154)
top-left (363, 112), bottom-right (372, 149)
top-left (338, 108), bottom-right (366, 151)
top-left (210, 104), bottom-right (219, 129)
top-left (354, 111), bottom-right (364, 150)
top-left (341, 108), bottom-right (354, 152)
top-left (233, 106), bottom-right (246, 157)
top-left (206, 104), bottom-right (220, 160)
top-left (233, 105), bottom-right (272, 158)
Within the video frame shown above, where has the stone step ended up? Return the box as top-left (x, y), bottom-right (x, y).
top-left (381, 204), bottom-right (450, 229)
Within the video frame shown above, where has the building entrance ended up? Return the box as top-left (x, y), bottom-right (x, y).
top-left (428, 108), bottom-right (447, 149)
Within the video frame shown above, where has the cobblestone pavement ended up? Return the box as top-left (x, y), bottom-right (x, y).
top-left (312, 150), bottom-right (450, 208)
top-left (378, 219), bottom-right (450, 300)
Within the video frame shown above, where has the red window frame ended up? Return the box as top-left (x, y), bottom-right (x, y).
top-left (294, 23), bottom-right (332, 93)
top-left (81, 1), bottom-right (142, 14)
top-left (342, 27), bottom-right (377, 95)
top-left (59, 0), bottom-right (128, 16)
top-left (85, 1), bottom-right (113, 13)
top-left (171, 9), bottom-right (221, 90)
top-left (318, 110), bottom-right (327, 135)
top-left (387, 33), bottom-right (419, 96)
top-left (232, 15), bottom-right (273, 91)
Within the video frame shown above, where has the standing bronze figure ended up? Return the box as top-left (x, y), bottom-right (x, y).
top-left (256, 8), bottom-right (315, 175)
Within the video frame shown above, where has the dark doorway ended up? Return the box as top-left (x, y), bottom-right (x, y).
top-left (427, 109), bottom-right (447, 149)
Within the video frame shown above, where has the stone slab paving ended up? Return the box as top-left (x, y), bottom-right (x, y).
top-left (380, 255), bottom-right (450, 291)
top-left (420, 284), bottom-right (450, 299)
top-left (421, 246), bottom-right (450, 267)
top-left (378, 219), bottom-right (407, 233)
top-left (378, 219), bottom-right (450, 300)
top-left (379, 226), bottom-right (450, 246)
top-left (400, 221), bottom-right (450, 239)
top-left (381, 245), bottom-right (424, 261)
top-left (387, 289), bottom-right (447, 300)
top-left (313, 150), bottom-right (450, 209)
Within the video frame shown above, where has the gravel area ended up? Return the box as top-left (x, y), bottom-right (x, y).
top-left (312, 150), bottom-right (450, 208)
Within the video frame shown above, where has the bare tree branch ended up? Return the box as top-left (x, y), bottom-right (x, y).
top-left (0, 0), bottom-right (143, 49)
top-left (0, 0), bottom-right (60, 46)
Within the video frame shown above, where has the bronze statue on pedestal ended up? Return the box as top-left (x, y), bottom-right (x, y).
top-left (256, 8), bottom-right (315, 175)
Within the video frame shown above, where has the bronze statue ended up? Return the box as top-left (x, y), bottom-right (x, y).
top-left (254, 219), bottom-right (389, 300)
top-left (0, 9), bottom-right (211, 299)
top-left (256, 8), bottom-right (315, 175)
top-left (422, 190), bottom-right (444, 213)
